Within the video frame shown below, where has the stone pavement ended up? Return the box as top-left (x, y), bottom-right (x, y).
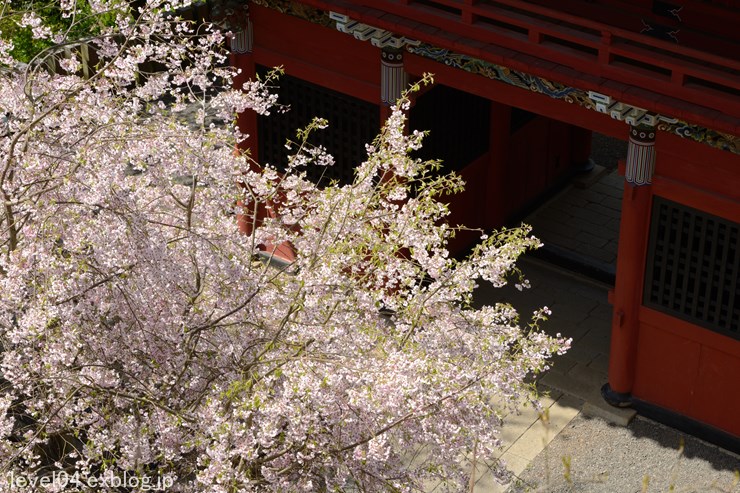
top-left (470, 257), bottom-right (635, 492)
top-left (525, 132), bottom-right (628, 283)
top-left (465, 134), bottom-right (633, 491)
top-left (526, 170), bottom-right (622, 268)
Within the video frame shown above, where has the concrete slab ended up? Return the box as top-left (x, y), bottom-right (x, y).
top-left (572, 164), bottom-right (609, 189)
top-left (539, 371), bottom-right (595, 405)
top-left (582, 401), bottom-right (636, 427)
top-left (567, 363), bottom-right (608, 387)
top-left (505, 395), bottom-right (581, 461)
top-left (470, 452), bottom-right (531, 492)
top-left (526, 145), bottom-right (625, 282)
top-left (497, 392), bottom-right (562, 450)
top-left (587, 352), bottom-right (610, 374)
top-left (549, 354), bottom-right (580, 375)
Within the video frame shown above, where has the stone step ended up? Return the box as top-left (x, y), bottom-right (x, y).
top-left (572, 162), bottom-right (609, 189)
top-left (539, 364), bottom-right (636, 427)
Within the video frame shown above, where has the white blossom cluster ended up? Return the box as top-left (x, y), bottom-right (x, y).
top-left (0, 3), bottom-right (569, 491)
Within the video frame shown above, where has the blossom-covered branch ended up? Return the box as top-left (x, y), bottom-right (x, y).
top-left (0, 2), bottom-right (568, 491)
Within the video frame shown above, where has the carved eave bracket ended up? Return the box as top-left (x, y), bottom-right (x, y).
top-left (329, 12), bottom-right (420, 49)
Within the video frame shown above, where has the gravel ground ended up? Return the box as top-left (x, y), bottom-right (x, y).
top-left (509, 414), bottom-right (740, 493)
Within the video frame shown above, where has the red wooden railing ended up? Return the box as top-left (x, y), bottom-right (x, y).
top-left (301, 0), bottom-right (740, 130)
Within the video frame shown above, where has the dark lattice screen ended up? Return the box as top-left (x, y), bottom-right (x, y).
top-left (409, 85), bottom-right (490, 173)
top-left (257, 67), bottom-right (379, 186)
top-left (644, 197), bottom-right (740, 340)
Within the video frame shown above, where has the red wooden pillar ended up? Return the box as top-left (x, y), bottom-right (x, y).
top-left (486, 101), bottom-right (511, 228)
top-left (230, 14), bottom-right (296, 263)
top-left (230, 9), bottom-right (257, 158)
top-left (230, 7), bottom-right (263, 238)
top-left (571, 126), bottom-right (594, 171)
top-left (603, 124), bottom-right (656, 406)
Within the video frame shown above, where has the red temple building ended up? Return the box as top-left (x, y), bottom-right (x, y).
top-left (222, 0), bottom-right (740, 450)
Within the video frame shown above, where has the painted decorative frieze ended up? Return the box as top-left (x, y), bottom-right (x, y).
top-left (329, 12), bottom-right (420, 49)
top-left (250, 1), bottom-right (738, 155)
top-left (251, 0), bottom-right (335, 27)
top-left (405, 43), bottom-right (737, 155)
top-left (408, 44), bottom-right (596, 108)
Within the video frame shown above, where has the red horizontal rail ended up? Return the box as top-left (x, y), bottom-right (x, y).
top-left (478, 0), bottom-right (740, 70)
top-left (429, 0), bottom-right (740, 92)
top-left (297, 0), bottom-right (740, 127)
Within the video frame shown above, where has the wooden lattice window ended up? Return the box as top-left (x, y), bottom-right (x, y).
top-left (257, 67), bottom-right (379, 186)
top-left (644, 197), bottom-right (740, 340)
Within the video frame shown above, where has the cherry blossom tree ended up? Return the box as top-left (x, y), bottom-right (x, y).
top-left (0, 0), bottom-right (569, 490)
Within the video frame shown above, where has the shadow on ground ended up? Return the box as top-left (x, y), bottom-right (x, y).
top-left (509, 413), bottom-right (740, 493)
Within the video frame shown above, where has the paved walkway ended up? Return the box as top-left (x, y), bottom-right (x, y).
top-left (525, 132), bottom-right (627, 282)
top-left (527, 170), bottom-right (622, 267)
top-left (462, 135), bottom-right (628, 491)
top-left (470, 257), bottom-right (633, 492)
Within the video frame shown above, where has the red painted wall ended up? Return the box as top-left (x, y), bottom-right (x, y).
top-left (251, 4), bottom-right (380, 103)
top-left (625, 134), bottom-right (740, 436)
top-left (446, 153), bottom-right (491, 254)
top-left (633, 309), bottom-right (740, 436)
top-left (437, 110), bottom-right (580, 255)
top-left (524, 0), bottom-right (739, 58)
top-left (653, 133), bottom-right (739, 203)
top-left (243, 8), bottom-right (600, 256)
top-left (506, 117), bottom-right (574, 214)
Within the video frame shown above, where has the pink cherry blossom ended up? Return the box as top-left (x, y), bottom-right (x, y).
top-left (0, 4), bottom-right (569, 491)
